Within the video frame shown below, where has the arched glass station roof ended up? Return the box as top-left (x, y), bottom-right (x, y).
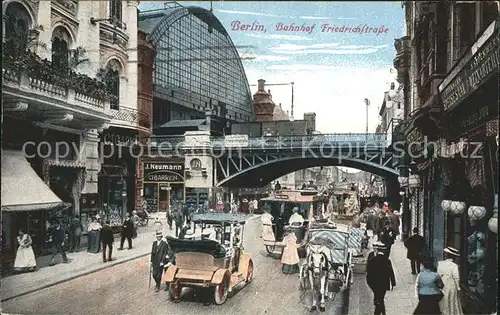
top-left (139, 4), bottom-right (254, 122)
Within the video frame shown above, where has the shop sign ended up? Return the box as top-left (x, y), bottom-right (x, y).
top-left (143, 162), bottom-right (184, 182)
top-left (102, 133), bottom-right (139, 147)
top-left (274, 194), bottom-right (289, 200)
top-left (440, 20), bottom-right (499, 111)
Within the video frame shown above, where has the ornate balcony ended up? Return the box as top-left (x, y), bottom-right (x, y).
top-left (109, 106), bottom-right (151, 133)
top-left (2, 47), bottom-right (112, 129)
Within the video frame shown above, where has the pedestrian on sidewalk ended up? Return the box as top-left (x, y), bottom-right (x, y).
top-left (379, 221), bottom-right (396, 257)
top-left (437, 247), bottom-right (463, 315)
top-left (119, 214), bottom-right (134, 250)
top-left (150, 231), bottom-right (170, 292)
top-left (404, 227), bottom-right (426, 275)
top-left (414, 258), bottom-right (444, 314)
top-left (100, 220), bottom-right (114, 262)
top-left (49, 222), bottom-right (68, 266)
top-left (166, 210), bottom-right (173, 231)
top-left (87, 217), bottom-right (102, 254)
top-left (13, 229), bottom-right (37, 273)
top-left (153, 217), bottom-right (163, 234)
top-left (366, 241), bottom-right (396, 315)
top-left (174, 210), bottom-right (184, 237)
top-left (69, 215), bottom-right (83, 252)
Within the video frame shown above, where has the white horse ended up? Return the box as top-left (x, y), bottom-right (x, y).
top-left (305, 244), bottom-right (330, 312)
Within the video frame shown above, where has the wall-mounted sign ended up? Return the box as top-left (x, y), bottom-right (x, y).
top-left (275, 194), bottom-right (289, 200)
top-left (102, 133), bottom-right (139, 147)
top-left (440, 21), bottom-right (499, 111)
top-left (143, 162), bottom-right (184, 182)
top-left (190, 158), bottom-right (202, 170)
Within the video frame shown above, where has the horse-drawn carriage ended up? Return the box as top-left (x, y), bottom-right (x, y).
top-left (260, 190), bottom-right (324, 256)
top-left (163, 213), bottom-right (253, 305)
top-left (299, 222), bottom-right (358, 312)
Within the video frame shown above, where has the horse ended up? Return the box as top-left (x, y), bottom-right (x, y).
top-left (305, 244), bottom-right (330, 312)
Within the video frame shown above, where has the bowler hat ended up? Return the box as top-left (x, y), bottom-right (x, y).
top-left (372, 241), bottom-right (387, 249)
top-left (443, 246), bottom-right (460, 257)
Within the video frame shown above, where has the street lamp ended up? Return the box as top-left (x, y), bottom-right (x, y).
top-left (364, 98), bottom-right (370, 134)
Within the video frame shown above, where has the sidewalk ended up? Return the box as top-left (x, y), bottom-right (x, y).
top-left (1, 218), bottom-right (177, 302)
top-left (348, 238), bottom-right (418, 314)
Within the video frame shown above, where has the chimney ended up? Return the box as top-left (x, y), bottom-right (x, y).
top-left (258, 79), bottom-right (265, 91)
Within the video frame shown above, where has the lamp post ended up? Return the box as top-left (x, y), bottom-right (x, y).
top-left (364, 98), bottom-right (370, 134)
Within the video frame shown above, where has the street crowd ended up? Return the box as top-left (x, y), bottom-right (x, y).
top-left (360, 202), bottom-right (464, 315)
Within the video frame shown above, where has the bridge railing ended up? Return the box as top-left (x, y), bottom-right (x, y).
top-left (151, 133), bottom-right (388, 149)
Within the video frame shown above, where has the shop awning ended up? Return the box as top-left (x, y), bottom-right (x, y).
top-left (1, 149), bottom-right (63, 211)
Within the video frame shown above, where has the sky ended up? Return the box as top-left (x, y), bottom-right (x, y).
top-left (139, 1), bottom-right (405, 134)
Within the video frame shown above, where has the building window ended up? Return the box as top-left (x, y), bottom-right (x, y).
top-left (109, 0), bottom-right (122, 22)
top-left (481, 2), bottom-right (499, 31)
top-left (51, 26), bottom-right (71, 69)
top-left (4, 3), bottom-right (30, 52)
top-left (435, 2), bottom-right (448, 74)
top-left (101, 60), bottom-right (121, 110)
top-left (455, 3), bottom-right (476, 60)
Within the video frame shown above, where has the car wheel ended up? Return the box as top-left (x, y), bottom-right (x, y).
top-left (168, 282), bottom-right (182, 301)
top-left (213, 277), bottom-right (229, 305)
top-left (246, 260), bottom-right (253, 283)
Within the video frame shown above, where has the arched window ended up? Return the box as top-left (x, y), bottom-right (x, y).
top-left (4, 3), bottom-right (30, 52)
top-left (51, 27), bottom-right (71, 69)
top-left (109, 0), bottom-right (122, 22)
top-left (103, 60), bottom-right (121, 110)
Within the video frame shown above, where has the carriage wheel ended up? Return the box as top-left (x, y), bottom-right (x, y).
top-left (246, 261), bottom-right (254, 283)
top-left (213, 277), bottom-right (229, 305)
top-left (265, 245), bottom-right (275, 255)
top-left (168, 282), bottom-right (182, 301)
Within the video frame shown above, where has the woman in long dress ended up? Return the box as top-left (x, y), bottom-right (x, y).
top-left (281, 228), bottom-right (300, 274)
top-left (261, 209), bottom-right (275, 241)
top-left (87, 217), bottom-right (102, 253)
top-left (14, 229), bottom-right (37, 273)
top-left (437, 247), bottom-right (464, 315)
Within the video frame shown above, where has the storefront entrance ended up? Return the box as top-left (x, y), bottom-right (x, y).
top-left (142, 160), bottom-right (185, 213)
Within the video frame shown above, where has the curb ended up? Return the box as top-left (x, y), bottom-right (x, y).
top-left (1, 251), bottom-right (149, 302)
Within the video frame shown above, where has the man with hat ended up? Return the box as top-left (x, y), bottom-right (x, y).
top-left (366, 241), bottom-right (396, 315)
top-left (404, 227), bottom-right (426, 274)
top-left (150, 231), bottom-right (170, 292)
top-left (379, 221), bottom-right (396, 257)
top-left (437, 246), bottom-right (463, 315)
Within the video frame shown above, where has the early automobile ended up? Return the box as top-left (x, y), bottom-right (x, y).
top-left (299, 222), bottom-right (355, 312)
top-left (260, 189), bottom-right (325, 256)
top-left (163, 213), bottom-right (253, 305)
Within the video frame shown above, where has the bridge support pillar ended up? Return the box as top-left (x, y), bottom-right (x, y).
top-left (183, 131), bottom-right (214, 207)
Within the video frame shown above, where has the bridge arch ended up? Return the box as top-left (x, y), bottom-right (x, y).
top-left (216, 156), bottom-right (398, 187)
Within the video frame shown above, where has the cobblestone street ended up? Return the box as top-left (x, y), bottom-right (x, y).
top-left (2, 216), bottom-right (352, 315)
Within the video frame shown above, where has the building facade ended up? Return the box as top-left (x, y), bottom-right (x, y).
top-left (396, 2), bottom-right (498, 313)
top-left (138, 3), bottom-right (254, 210)
top-left (1, 0), bottom-right (144, 256)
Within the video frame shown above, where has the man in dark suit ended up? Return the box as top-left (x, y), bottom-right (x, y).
top-left (49, 221), bottom-right (68, 266)
top-left (366, 242), bottom-right (396, 315)
top-left (173, 210), bottom-right (184, 237)
top-left (100, 220), bottom-right (114, 262)
top-left (379, 221), bottom-right (396, 257)
top-left (119, 214), bottom-right (134, 250)
top-left (404, 227), bottom-right (426, 274)
top-left (150, 231), bottom-right (170, 292)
